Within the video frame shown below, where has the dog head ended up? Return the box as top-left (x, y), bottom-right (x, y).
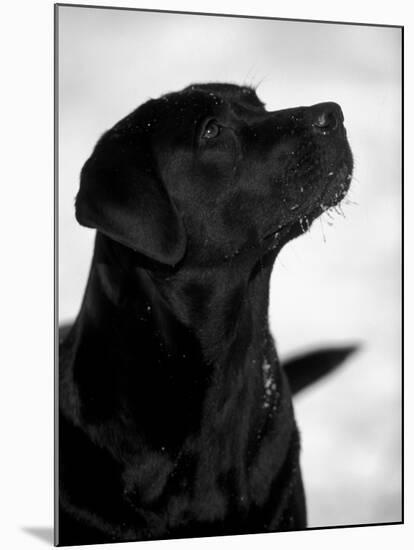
top-left (76, 83), bottom-right (353, 268)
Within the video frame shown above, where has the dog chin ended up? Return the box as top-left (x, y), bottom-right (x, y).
top-left (264, 163), bottom-right (353, 250)
top-left (319, 164), bottom-right (353, 209)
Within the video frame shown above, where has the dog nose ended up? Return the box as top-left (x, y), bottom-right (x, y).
top-left (309, 102), bottom-right (343, 135)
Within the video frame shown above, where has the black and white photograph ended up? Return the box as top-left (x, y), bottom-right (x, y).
top-left (56, 3), bottom-right (402, 547)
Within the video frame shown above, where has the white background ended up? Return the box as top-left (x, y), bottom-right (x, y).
top-left (0, 1), bottom-right (411, 549)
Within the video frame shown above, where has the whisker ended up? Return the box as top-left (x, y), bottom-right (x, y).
top-left (336, 204), bottom-right (346, 218)
top-left (319, 217), bottom-right (327, 243)
top-left (254, 75), bottom-right (268, 91)
top-left (343, 198), bottom-right (359, 206)
top-left (243, 64), bottom-right (256, 86)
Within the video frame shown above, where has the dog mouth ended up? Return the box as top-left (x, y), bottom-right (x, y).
top-left (264, 162), bottom-right (353, 248)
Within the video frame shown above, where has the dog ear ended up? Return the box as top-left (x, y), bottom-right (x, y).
top-left (75, 131), bottom-right (187, 266)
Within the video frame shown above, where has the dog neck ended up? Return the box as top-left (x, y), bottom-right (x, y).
top-left (81, 233), bottom-right (277, 357)
top-left (63, 233), bottom-right (283, 452)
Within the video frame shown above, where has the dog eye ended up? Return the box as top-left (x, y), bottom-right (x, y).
top-left (202, 121), bottom-right (221, 139)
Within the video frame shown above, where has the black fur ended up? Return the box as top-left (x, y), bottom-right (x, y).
top-left (58, 83), bottom-right (354, 545)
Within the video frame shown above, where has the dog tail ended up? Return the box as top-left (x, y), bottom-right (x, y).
top-left (283, 345), bottom-right (359, 395)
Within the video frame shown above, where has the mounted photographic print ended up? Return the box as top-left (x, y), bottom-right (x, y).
top-left (56, 4), bottom-right (403, 546)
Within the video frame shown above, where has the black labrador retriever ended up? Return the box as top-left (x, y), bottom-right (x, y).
top-left (58, 83), bottom-right (355, 546)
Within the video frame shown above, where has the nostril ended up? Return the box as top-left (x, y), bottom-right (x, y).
top-left (313, 111), bottom-right (338, 132)
top-left (309, 102), bottom-right (343, 135)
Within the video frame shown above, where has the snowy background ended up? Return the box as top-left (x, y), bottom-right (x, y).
top-left (57, 6), bottom-right (402, 527)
